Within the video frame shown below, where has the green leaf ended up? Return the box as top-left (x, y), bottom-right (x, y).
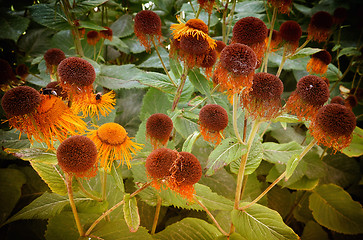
top-left (169, 57), bottom-right (183, 79)
top-left (194, 184), bottom-right (234, 211)
top-left (0, 13), bottom-right (30, 41)
top-left (267, 187), bottom-right (295, 219)
top-left (51, 30), bottom-right (75, 56)
top-left (71, 0), bottom-right (108, 14)
top-left (188, 69), bottom-right (213, 101)
top-left (105, 37), bottom-right (130, 54)
top-left (309, 184), bottom-right (363, 234)
top-left (272, 114), bottom-right (300, 123)
top-left (269, 123), bottom-right (306, 144)
top-left (301, 221), bottom-right (329, 240)
top-left (30, 162), bottom-right (68, 195)
top-left (342, 127), bottom-right (363, 157)
top-left (216, 233), bottom-right (247, 240)
top-left (286, 153), bottom-right (302, 180)
top-left (232, 203), bottom-right (299, 240)
top-left (262, 141), bottom-right (303, 164)
top-left (0, 129), bottom-right (30, 150)
top-left (154, 217), bottom-right (221, 240)
top-left (123, 37), bottom-right (146, 53)
top-left (111, 14), bottom-right (134, 38)
top-left (338, 47), bottom-right (361, 58)
top-left (138, 71), bottom-right (176, 93)
top-left (206, 137), bottom-right (246, 176)
top-left (29, 4), bottom-right (69, 30)
top-left (234, 0), bottom-right (265, 13)
top-left (96, 64), bottom-right (145, 90)
top-left (4, 148), bottom-right (57, 164)
top-left (182, 131), bottom-right (201, 153)
top-left (0, 169), bottom-right (26, 224)
top-left (138, 46), bottom-right (170, 69)
top-left (123, 194), bottom-right (140, 232)
top-left (173, 114), bottom-right (200, 139)
top-left (139, 88), bottom-right (172, 121)
top-left (290, 48), bottom-right (322, 60)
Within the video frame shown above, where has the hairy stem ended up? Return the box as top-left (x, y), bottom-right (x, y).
top-left (172, 65), bottom-right (189, 111)
top-left (222, 1), bottom-right (229, 44)
top-left (66, 174), bottom-right (84, 236)
top-left (263, 7), bottom-right (277, 73)
top-left (226, 0), bottom-right (237, 41)
top-left (233, 93), bottom-right (243, 144)
top-left (151, 196), bottom-right (162, 235)
top-left (75, 177), bottom-right (103, 202)
top-left (276, 46), bottom-right (287, 77)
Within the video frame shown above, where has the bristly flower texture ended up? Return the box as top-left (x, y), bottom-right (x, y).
top-left (306, 50), bottom-right (332, 75)
top-left (87, 30), bottom-right (101, 45)
top-left (213, 43), bottom-right (257, 96)
top-left (241, 72), bottom-right (283, 120)
top-left (279, 20), bottom-right (302, 54)
top-left (100, 26), bottom-right (113, 41)
top-left (44, 48), bottom-right (66, 76)
top-left (88, 122), bottom-right (143, 171)
top-left (308, 11), bottom-right (333, 42)
top-left (134, 10), bottom-right (162, 52)
top-left (309, 104), bottom-right (356, 152)
top-left (146, 113), bottom-right (174, 149)
top-left (1, 86), bottom-right (87, 148)
top-left (197, 0), bottom-right (216, 15)
top-left (232, 16), bottom-right (268, 64)
top-left (267, 29), bottom-right (282, 52)
top-left (146, 149), bottom-right (202, 201)
top-left (57, 135), bottom-right (98, 178)
top-left (199, 104), bottom-right (229, 145)
top-left (285, 75), bottom-right (329, 121)
top-left (170, 18), bottom-right (216, 70)
top-left (268, 0), bottom-right (293, 14)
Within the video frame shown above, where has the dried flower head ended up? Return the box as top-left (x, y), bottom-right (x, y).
top-left (345, 95), bottom-right (358, 109)
top-left (168, 152), bottom-right (202, 200)
top-left (89, 122), bottom-right (143, 170)
top-left (268, 0), bottom-right (293, 14)
top-left (308, 11), bottom-right (333, 42)
top-left (232, 17), bottom-right (268, 61)
top-left (44, 48), bottom-right (66, 75)
top-left (215, 40), bottom-right (226, 55)
top-left (46, 81), bottom-right (68, 99)
top-left (57, 135), bottom-right (98, 178)
top-left (310, 104), bottom-right (356, 152)
top-left (279, 20), bottom-right (302, 53)
top-left (57, 57), bottom-right (96, 97)
top-left (214, 43), bottom-right (257, 95)
top-left (87, 30), bottom-right (101, 45)
top-left (197, 0), bottom-right (216, 15)
top-left (199, 104), bottom-right (228, 144)
top-left (145, 148), bottom-right (178, 180)
top-left (333, 7), bottom-right (348, 25)
top-left (331, 96), bottom-right (345, 105)
top-left (242, 72), bottom-right (283, 120)
top-left (285, 75), bottom-right (329, 121)
top-left (134, 10), bottom-right (162, 52)
top-left (307, 50), bottom-right (332, 75)
top-left (100, 26), bottom-right (113, 41)
top-left (267, 29), bottom-right (282, 52)
top-left (16, 64), bottom-right (29, 80)
top-left (146, 113), bottom-right (173, 149)
top-left (196, 49), bottom-right (217, 78)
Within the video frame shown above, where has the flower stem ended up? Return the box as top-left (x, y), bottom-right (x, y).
top-left (194, 197), bottom-right (228, 236)
top-left (263, 7), bottom-right (277, 73)
top-left (189, 0), bottom-right (196, 15)
top-left (195, 6), bottom-right (202, 19)
top-left (232, 93), bottom-right (243, 144)
top-left (240, 139), bottom-right (317, 210)
top-left (222, 1), bottom-right (229, 44)
top-left (85, 182), bottom-right (152, 236)
top-left (233, 120), bottom-right (261, 210)
top-left (151, 37), bottom-right (177, 87)
top-left (172, 65), bottom-right (189, 111)
top-left (66, 174), bottom-right (84, 236)
top-left (226, 0), bottom-right (237, 40)
top-left (102, 169), bottom-right (107, 201)
top-left (151, 196), bottom-right (162, 235)
top-left (276, 45), bottom-right (287, 77)
top-left (75, 177), bottom-right (103, 202)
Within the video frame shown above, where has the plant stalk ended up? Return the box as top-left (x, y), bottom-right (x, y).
top-left (151, 196), bottom-right (162, 234)
top-left (172, 65), bottom-right (189, 111)
top-left (66, 174), bottom-right (84, 236)
top-left (263, 7), bottom-right (278, 73)
top-left (75, 177), bottom-right (103, 202)
top-left (232, 93), bottom-right (243, 144)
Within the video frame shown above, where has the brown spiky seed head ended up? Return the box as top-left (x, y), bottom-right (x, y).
top-left (215, 40), bottom-right (226, 53)
top-left (134, 10), bottom-right (162, 36)
top-left (220, 43), bottom-right (257, 76)
top-left (100, 26), bottom-right (113, 40)
top-left (345, 95), bottom-right (358, 108)
top-left (16, 64), bottom-right (29, 78)
top-left (173, 152), bottom-right (202, 185)
top-left (331, 96), bottom-right (345, 105)
top-left (44, 48), bottom-right (66, 66)
top-left (232, 17), bottom-right (267, 45)
top-left (279, 21), bottom-right (302, 43)
top-left (145, 148), bottom-right (178, 179)
top-left (198, 49), bottom-right (217, 68)
top-left (296, 75), bottom-right (329, 106)
top-left (146, 113), bottom-right (173, 141)
top-left (57, 135), bottom-right (98, 174)
top-left (250, 73), bottom-right (283, 100)
top-left (315, 104), bottom-right (356, 138)
top-left (57, 57), bottom-right (96, 87)
top-left (1, 86), bottom-right (41, 116)
top-left (310, 11), bottom-right (333, 30)
top-left (185, 19), bottom-right (208, 34)
top-left (180, 34), bottom-right (209, 55)
top-left (312, 50), bottom-right (332, 65)
top-left (199, 104), bottom-right (228, 132)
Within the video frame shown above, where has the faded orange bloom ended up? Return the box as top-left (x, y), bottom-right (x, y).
top-left (306, 50), bottom-right (331, 75)
top-left (199, 104), bottom-right (228, 145)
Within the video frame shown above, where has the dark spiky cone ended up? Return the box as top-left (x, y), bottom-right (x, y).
top-left (134, 10), bottom-right (162, 52)
top-left (307, 50), bottom-right (332, 75)
top-left (310, 104), bottom-right (356, 152)
top-left (87, 30), bottom-right (101, 45)
top-left (57, 135), bottom-right (98, 178)
top-left (268, 0), bottom-right (292, 14)
top-left (100, 26), bottom-right (113, 41)
top-left (16, 64), bottom-right (29, 80)
top-left (214, 43), bottom-right (257, 95)
top-left (308, 11), bottom-right (333, 42)
top-left (168, 152), bottom-right (202, 201)
top-left (197, 0), bottom-right (215, 14)
top-left (279, 20), bottom-right (302, 53)
top-left (215, 40), bottom-right (226, 55)
top-left (196, 49), bottom-right (217, 78)
top-left (333, 7), bottom-right (347, 25)
top-left (345, 95), bottom-right (358, 109)
top-left (331, 96), bottom-right (345, 105)
top-left (232, 17), bottom-right (267, 61)
top-left (146, 113), bottom-right (173, 149)
top-left (145, 148), bottom-right (178, 180)
top-left (1, 86), bottom-right (41, 117)
top-left (267, 29), bottom-right (282, 52)
top-left (199, 104), bottom-right (228, 144)
top-left (285, 75), bottom-right (329, 121)
top-left (44, 48), bottom-right (66, 75)
top-left (242, 72), bottom-right (283, 120)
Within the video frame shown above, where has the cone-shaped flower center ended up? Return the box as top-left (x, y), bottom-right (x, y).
top-left (97, 122), bottom-right (127, 146)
